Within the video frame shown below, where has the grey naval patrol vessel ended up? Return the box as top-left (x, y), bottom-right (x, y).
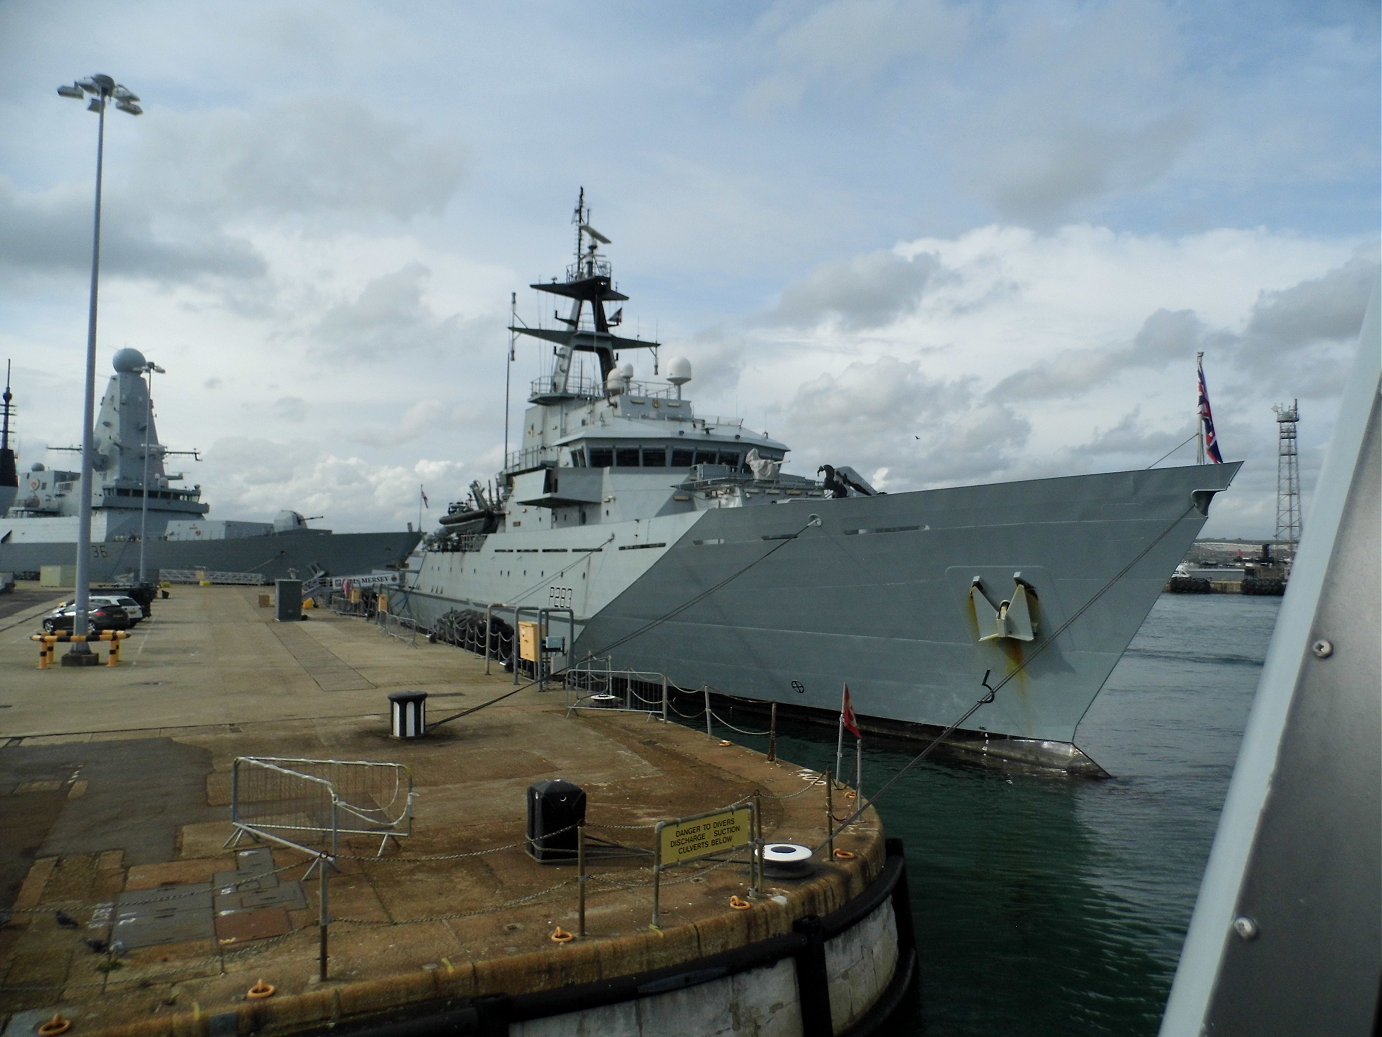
top-left (0, 351), bottom-right (419, 584)
top-left (396, 193), bottom-right (1241, 771)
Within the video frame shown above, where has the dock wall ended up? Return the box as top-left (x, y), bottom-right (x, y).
top-left (278, 839), bottom-right (915, 1037)
top-left (513, 846), bottom-right (910, 1036)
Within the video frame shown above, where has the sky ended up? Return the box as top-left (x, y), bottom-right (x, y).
top-left (1, 0), bottom-right (1377, 541)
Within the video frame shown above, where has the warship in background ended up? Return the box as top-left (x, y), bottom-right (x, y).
top-left (0, 351), bottom-right (419, 584)
top-left (394, 192), bottom-right (1242, 771)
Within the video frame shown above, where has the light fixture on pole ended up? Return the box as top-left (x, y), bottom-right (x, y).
top-left (57, 74), bottom-right (142, 664)
top-left (138, 360), bottom-right (165, 585)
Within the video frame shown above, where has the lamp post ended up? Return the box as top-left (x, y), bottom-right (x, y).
top-left (138, 360), bottom-right (165, 585)
top-left (57, 74), bottom-right (142, 661)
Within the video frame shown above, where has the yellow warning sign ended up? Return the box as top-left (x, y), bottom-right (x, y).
top-left (657, 806), bottom-right (753, 866)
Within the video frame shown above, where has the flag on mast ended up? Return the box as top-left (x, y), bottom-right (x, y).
top-left (1197, 357), bottom-right (1224, 464)
top-left (420, 486), bottom-right (429, 508)
top-left (841, 685), bottom-right (862, 739)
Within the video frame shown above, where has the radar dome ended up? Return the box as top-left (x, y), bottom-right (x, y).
top-left (113, 347), bottom-right (147, 373)
top-left (667, 357), bottom-right (692, 385)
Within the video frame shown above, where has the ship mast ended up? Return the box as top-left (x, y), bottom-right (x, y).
top-left (0, 361), bottom-right (17, 517)
top-left (510, 189), bottom-right (658, 399)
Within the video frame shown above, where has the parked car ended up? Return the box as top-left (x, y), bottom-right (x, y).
top-left (42, 604), bottom-right (132, 634)
top-left (56, 595), bottom-right (147, 624)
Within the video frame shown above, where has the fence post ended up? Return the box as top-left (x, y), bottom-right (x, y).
top-left (318, 851), bottom-right (331, 981)
top-left (577, 824), bottom-right (587, 938)
top-left (826, 771), bottom-right (835, 860)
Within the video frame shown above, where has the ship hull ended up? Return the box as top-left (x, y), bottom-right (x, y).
top-left (399, 462), bottom-right (1240, 753)
top-left (0, 530), bottom-right (420, 584)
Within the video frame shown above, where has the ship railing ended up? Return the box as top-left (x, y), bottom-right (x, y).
top-left (160, 568), bottom-right (271, 586)
top-left (528, 372), bottom-right (605, 401)
top-left (226, 756), bottom-right (416, 863)
top-left (504, 443), bottom-right (559, 472)
top-left (526, 374), bottom-right (690, 407)
top-left (682, 466), bottom-right (823, 495)
top-left (565, 254), bottom-right (612, 282)
top-left (562, 655), bottom-right (670, 721)
top-left (425, 531), bottom-right (488, 554)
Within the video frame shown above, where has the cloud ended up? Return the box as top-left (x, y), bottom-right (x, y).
top-left (134, 99), bottom-right (468, 229)
top-left (776, 355), bottom-right (1032, 485)
top-left (980, 112), bottom-right (1200, 225)
top-left (988, 308), bottom-right (1209, 402)
top-left (0, 177), bottom-right (268, 285)
top-left (765, 249), bottom-right (939, 330)
top-left (1244, 252), bottom-right (1378, 349)
top-left (309, 262), bottom-right (464, 361)
top-left (743, 0), bottom-right (971, 116)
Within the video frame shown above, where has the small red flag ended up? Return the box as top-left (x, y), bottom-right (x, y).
top-left (841, 685), bottom-right (861, 739)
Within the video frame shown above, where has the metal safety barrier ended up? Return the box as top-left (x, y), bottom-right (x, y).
top-left (227, 756), bottom-right (416, 861)
top-left (31, 631), bottom-right (130, 668)
top-left (563, 656), bottom-right (670, 720)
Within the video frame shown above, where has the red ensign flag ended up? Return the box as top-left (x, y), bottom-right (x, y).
top-left (841, 685), bottom-right (862, 739)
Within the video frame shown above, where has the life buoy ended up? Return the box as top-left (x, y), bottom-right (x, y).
top-left (29, 478), bottom-right (39, 490)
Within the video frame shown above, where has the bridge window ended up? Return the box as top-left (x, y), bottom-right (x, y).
top-left (588, 447), bottom-right (613, 468)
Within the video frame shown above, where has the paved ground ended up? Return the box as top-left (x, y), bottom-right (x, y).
top-left (0, 583), bottom-right (883, 1035)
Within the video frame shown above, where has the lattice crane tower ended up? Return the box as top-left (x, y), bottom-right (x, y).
top-left (1273, 400), bottom-right (1301, 545)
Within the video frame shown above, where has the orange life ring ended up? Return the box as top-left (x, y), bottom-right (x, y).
top-left (37, 1016), bottom-right (72, 1037)
top-left (246, 979), bottom-right (276, 1000)
top-left (833, 848), bottom-right (856, 861)
top-left (550, 926), bottom-right (575, 943)
top-left (729, 895), bottom-right (751, 911)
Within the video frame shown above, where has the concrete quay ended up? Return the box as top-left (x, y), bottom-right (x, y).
top-left (0, 584), bottom-right (913, 1035)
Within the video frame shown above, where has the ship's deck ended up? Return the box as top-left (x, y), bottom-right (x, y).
top-left (0, 583), bottom-right (886, 1035)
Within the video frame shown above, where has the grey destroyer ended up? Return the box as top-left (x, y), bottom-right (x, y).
top-left (395, 193), bottom-right (1241, 770)
top-left (0, 350), bottom-right (420, 584)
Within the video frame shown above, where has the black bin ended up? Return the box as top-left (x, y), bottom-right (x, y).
top-left (526, 779), bottom-right (586, 863)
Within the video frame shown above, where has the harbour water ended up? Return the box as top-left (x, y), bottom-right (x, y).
top-left (704, 593), bottom-right (1281, 1036)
